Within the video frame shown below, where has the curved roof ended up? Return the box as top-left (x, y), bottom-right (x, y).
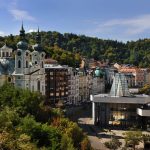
top-left (94, 67), bottom-right (103, 77)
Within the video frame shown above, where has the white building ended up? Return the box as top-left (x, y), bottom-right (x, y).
top-left (68, 67), bottom-right (80, 105)
top-left (91, 67), bottom-right (105, 94)
top-left (79, 69), bottom-right (92, 102)
top-left (0, 44), bottom-right (14, 86)
top-left (13, 25), bottom-right (45, 95)
top-left (0, 44), bottom-right (13, 58)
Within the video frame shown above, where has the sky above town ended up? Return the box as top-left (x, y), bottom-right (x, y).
top-left (0, 0), bottom-right (150, 42)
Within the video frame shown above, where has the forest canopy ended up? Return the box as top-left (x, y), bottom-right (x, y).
top-left (1, 31), bottom-right (150, 67)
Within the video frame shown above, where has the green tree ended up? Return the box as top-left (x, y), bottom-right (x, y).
top-left (52, 118), bottom-right (84, 149)
top-left (104, 138), bottom-right (122, 150)
top-left (123, 131), bottom-right (142, 150)
top-left (139, 84), bottom-right (150, 95)
top-left (20, 115), bottom-right (61, 149)
top-left (0, 107), bottom-right (20, 132)
top-left (61, 134), bottom-right (75, 150)
top-left (81, 137), bottom-right (92, 150)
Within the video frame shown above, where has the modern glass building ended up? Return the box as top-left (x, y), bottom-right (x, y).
top-left (91, 73), bottom-right (150, 129)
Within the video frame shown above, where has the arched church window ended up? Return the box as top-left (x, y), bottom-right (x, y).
top-left (2, 52), bottom-right (5, 57)
top-left (26, 61), bottom-right (28, 68)
top-left (17, 51), bottom-right (21, 56)
top-left (6, 52), bottom-right (9, 57)
top-left (26, 52), bottom-right (29, 56)
top-left (18, 60), bottom-right (21, 68)
top-left (30, 55), bottom-right (32, 60)
top-left (41, 61), bottom-right (44, 68)
top-left (8, 77), bottom-right (11, 82)
top-left (37, 80), bottom-right (40, 91)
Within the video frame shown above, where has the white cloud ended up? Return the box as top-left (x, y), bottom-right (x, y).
top-left (85, 14), bottom-right (150, 36)
top-left (9, 9), bottom-right (36, 21)
top-left (28, 29), bottom-right (37, 33)
top-left (0, 31), bottom-right (5, 36)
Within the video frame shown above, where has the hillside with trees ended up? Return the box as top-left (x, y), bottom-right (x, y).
top-left (1, 31), bottom-right (150, 67)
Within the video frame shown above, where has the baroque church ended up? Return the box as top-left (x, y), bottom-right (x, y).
top-left (0, 24), bottom-right (46, 95)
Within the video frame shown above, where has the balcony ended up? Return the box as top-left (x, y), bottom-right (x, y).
top-left (137, 108), bottom-right (150, 116)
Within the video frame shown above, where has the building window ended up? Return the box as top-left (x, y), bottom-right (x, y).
top-left (26, 52), bottom-right (29, 56)
top-left (2, 52), bottom-right (5, 57)
top-left (6, 52), bottom-right (9, 57)
top-left (18, 60), bottom-right (21, 68)
top-left (35, 61), bottom-right (37, 65)
top-left (41, 61), bottom-right (44, 68)
top-left (32, 85), bottom-right (34, 91)
top-left (42, 85), bottom-right (44, 91)
top-left (37, 80), bottom-right (40, 91)
top-left (17, 51), bottom-right (21, 56)
top-left (8, 77), bottom-right (11, 82)
top-left (26, 61), bottom-right (28, 68)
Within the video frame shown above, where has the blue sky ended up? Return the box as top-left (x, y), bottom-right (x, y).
top-left (0, 0), bottom-right (150, 42)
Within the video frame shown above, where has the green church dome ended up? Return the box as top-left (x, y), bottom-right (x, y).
top-left (17, 41), bottom-right (28, 50)
top-left (33, 44), bottom-right (43, 52)
top-left (94, 67), bottom-right (103, 78)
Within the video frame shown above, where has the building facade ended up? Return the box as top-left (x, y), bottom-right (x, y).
top-left (0, 45), bottom-right (14, 86)
top-left (79, 69), bottom-right (92, 102)
top-left (91, 73), bottom-right (150, 129)
top-left (13, 25), bottom-right (45, 95)
top-left (119, 67), bottom-right (145, 87)
top-left (91, 67), bottom-right (105, 94)
top-left (68, 67), bottom-right (80, 105)
top-left (45, 64), bottom-right (69, 104)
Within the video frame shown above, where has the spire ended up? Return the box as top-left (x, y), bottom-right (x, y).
top-left (19, 22), bottom-right (25, 40)
top-left (17, 22), bottom-right (28, 50)
top-left (33, 27), bottom-right (43, 52)
top-left (35, 27), bottom-right (41, 44)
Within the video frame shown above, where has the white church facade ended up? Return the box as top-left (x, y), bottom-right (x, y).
top-left (12, 25), bottom-right (45, 95)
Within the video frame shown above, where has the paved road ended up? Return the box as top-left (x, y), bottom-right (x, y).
top-left (66, 104), bottom-right (109, 150)
top-left (78, 118), bottom-right (109, 150)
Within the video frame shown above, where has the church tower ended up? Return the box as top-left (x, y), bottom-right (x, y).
top-left (13, 25), bottom-right (45, 94)
top-left (15, 23), bottom-right (31, 74)
top-left (32, 28), bottom-right (45, 73)
top-left (14, 23), bottom-right (31, 88)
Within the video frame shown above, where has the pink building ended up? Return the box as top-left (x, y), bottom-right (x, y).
top-left (119, 67), bottom-right (145, 87)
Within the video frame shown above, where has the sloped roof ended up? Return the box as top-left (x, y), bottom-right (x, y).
top-left (110, 73), bottom-right (131, 97)
top-left (0, 58), bottom-right (15, 75)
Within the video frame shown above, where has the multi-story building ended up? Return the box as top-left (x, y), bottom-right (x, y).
top-left (44, 64), bottom-right (69, 104)
top-left (68, 67), bottom-right (80, 105)
top-left (105, 67), bottom-right (118, 85)
top-left (79, 69), bottom-right (92, 102)
top-left (0, 44), bottom-right (14, 86)
top-left (91, 67), bottom-right (105, 94)
top-left (0, 44), bottom-right (13, 58)
top-left (119, 67), bottom-right (145, 87)
top-left (145, 69), bottom-right (150, 85)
